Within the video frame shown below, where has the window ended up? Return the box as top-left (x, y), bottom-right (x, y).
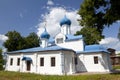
top-left (75, 57), bottom-right (78, 65)
top-left (17, 58), bottom-right (20, 66)
top-left (10, 58), bottom-right (13, 66)
top-left (94, 56), bottom-right (98, 64)
top-left (40, 57), bottom-right (44, 66)
top-left (56, 38), bottom-right (63, 44)
top-left (51, 57), bottom-right (55, 67)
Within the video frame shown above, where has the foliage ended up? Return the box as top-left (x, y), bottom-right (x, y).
top-left (75, 27), bottom-right (104, 45)
top-left (3, 31), bottom-right (25, 51)
top-left (0, 71), bottom-right (120, 80)
top-left (0, 48), bottom-right (4, 70)
top-left (78, 0), bottom-right (120, 33)
top-left (3, 31), bottom-right (40, 52)
top-left (78, 0), bottom-right (106, 33)
top-left (105, 0), bottom-right (120, 25)
top-left (24, 32), bottom-right (40, 49)
top-left (77, 0), bottom-right (120, 44)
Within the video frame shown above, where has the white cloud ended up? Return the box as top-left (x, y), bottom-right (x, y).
top-left (2, 48), bottom-right (7, 53)
top-left (99, 37), bottom-right (120, 51)
top-left (117, 20), bottom-right (120, 23)
top-left (36, 7), bottom-right (82, 37)
top-left (0, 34), bottom-right (8, 42)
top-left (0, 34), bottom-right (8, 48)
top-left (47, 0), bottom-right (54, 6)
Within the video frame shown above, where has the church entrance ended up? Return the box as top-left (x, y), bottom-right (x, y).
top-left (26, 61), bottom-right (31, 71)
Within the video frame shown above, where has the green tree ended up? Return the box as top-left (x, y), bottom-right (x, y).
top-left (24, 32), bottom-right (39, 49)
top-left (3, 31), bottom-right (40, 51)
top-left (78, 0), bottom-right (120, 33)
top-left (78, 0), bottom-right (106, 33)
top-left (0, 48), bottom-right (4, 70)
top-left (75, 27), bottom-right (104, 45)
top-left (3, 31), bottom-right (24, 51)
top-left (105, 0), bottom-right (120, 25)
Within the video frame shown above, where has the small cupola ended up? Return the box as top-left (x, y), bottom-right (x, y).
top-left (40, 28), bottom-right (50, 39)
top-left (60, 15), bottom-right (71, 26)
top-left (40, 27), bottom-right (50, 48)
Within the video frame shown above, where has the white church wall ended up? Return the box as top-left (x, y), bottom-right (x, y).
top-left (102, 53), bottom-right (112, 71)
top-left (37, 51), bottom-right (63, 75)
top-left (57, 39), bottom-right (84, 52)
top-left (5, 50), bottom-right (76, 75)
top-left (22, 53), bottom-right (35, 73)
top-left (36, 51), bottom-right (75, 75)
top-left (55, 33), bottom-right (84, 52)
top-left (5, 54), bottom-right (22, 72)
top-left (6, 53), bottom-right (37, 73)
top-left (76, 54), bottom-right (86, 72)
top-left (77, 53), bottom-right (111, 72)
top-left (63, 51), bottom-right (76, 74)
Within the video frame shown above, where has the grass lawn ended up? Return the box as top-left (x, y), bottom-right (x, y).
top-left (113, 65), bottom-right (120, 69)
top-left (0, 71), bottom-right (120, 80)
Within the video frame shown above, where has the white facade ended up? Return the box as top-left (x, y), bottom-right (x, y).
top-left (5, 51), bottom-right (75, 75)
top-left (5, 15), bottom-right (112, 75)
top-left (55, 33), bottom-right (84, 52)
top-left (76, 53), bottom-right (112, 72)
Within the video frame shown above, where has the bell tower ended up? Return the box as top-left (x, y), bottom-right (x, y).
top-left (60, 15), bottom-right (71, 35)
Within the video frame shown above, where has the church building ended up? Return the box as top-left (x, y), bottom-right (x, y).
top-left (5, 15), bottom-right (112, 75)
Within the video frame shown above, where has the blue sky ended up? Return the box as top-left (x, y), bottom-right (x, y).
top-left (0, 0), bottom-right (120, 51)
top-left (0, 0), bottom-right (83, 36)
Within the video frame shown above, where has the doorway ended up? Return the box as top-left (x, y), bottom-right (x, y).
top-left (26, 61), bottom-right (31, 71)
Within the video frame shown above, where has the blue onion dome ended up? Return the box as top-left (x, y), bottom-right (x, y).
top-left (40, 28), bottom-right (50, 39)
top-left (60, 15), bottom-right (71, 26)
